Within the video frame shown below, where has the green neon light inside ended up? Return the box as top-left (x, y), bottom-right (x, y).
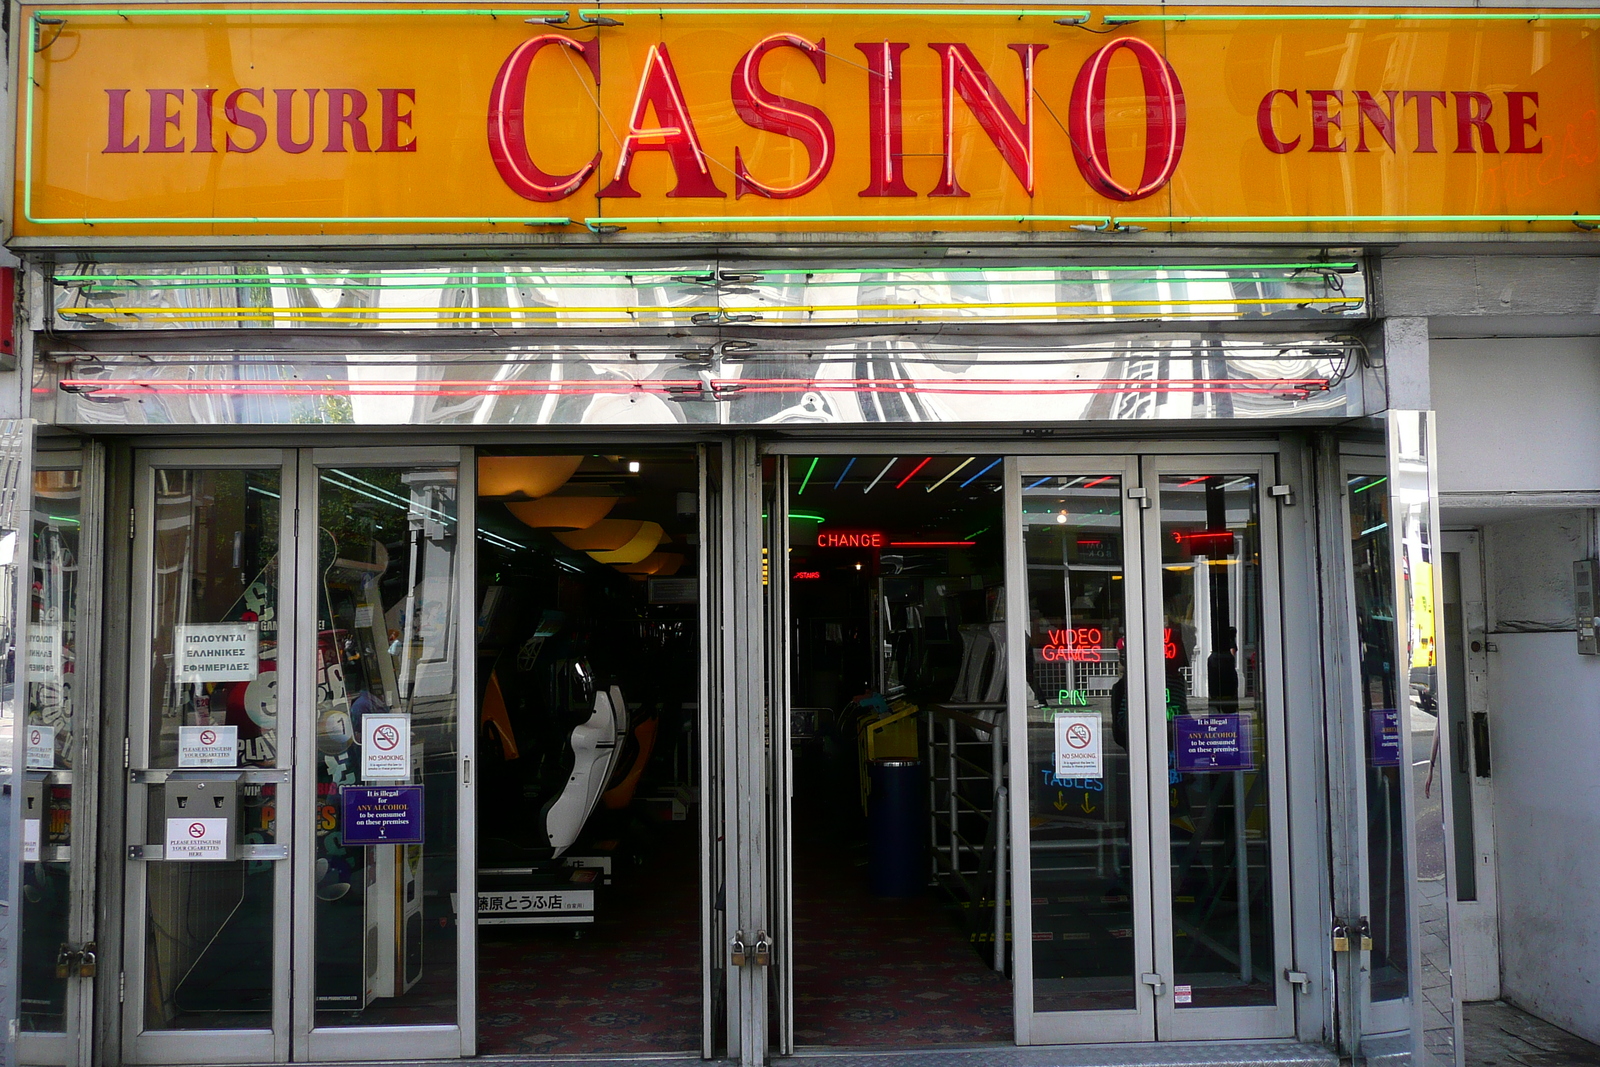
top-left (1352, 476), bottom-right (1389, 493)
top-left (797, 457), bottom-right (820, 496)
top-left (790, 512), bottom-right (826, 523)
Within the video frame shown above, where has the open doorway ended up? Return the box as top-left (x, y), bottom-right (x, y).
top-left (472, 450), bottom-right (703, 1056)
top-left (783, 454), bottom-right (1013, 1047)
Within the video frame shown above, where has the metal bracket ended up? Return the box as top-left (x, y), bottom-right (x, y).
top-left (1140, 972), bottom-right (1166, 996)
top-left (1285, 969), bottom-right (1311, 991)
top-left (1269, 483), bottom-right (1296, 507)
top-left (1127, 487), bottom-right (1151, 510)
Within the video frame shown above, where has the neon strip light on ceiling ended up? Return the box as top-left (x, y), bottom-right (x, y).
top-left (895, 458), bottom-right (933, 489)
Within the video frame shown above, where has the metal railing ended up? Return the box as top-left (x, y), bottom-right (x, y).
top-left (924, 702), bottom-right (1007, 973)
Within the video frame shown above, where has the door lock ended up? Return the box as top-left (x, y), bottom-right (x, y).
top-left (752, 931), bottom-right (773, 967)
top-left (54, 942), bottom-right (95, 978)
top-left (1140, 973), bottom-right (1166, 996)
top-left (78, 942), bottom-right (97, 978)
top-left (1332, 921), bottom-right (1350, 953)
top-left (730, 930), bottom-right (747, 967)
top-left (54, 944), bottom-right (73, 980)
top-left (1354, 916), bottom-right (1373, 952)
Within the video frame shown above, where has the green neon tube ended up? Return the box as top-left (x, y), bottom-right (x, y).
top-left (1104, 11), bottom-right (1600, 21)
top-left (34, 7), bottom-right (571, 16)
top-left (587, 214), bottom-right (1112, 225)
top-left (797, 457), bottom-right (819, 495)
top-left (579, 7), bottom-right (1090, 15)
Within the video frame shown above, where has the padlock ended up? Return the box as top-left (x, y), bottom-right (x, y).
top-left (1332, 922), bottom-right (1349, 953)
top-left (753, 932), bottom-right (772, 967)
top-left (1356, 917), bottom-right (1373, 952)
top-left (55, 944), bottom-right (73, 979)
top-left (730, 930), bottom-right (747, 967)
top-left (79, 942), bottom-right (97, 978)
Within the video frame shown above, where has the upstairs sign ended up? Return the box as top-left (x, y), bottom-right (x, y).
top-left (14, 5), bottom-right (1600, 237)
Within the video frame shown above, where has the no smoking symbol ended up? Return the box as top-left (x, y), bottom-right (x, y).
top-left (1064, 722), bottom-right (1093, 750)
top-left (188, 822), bottom-right (207, 839)
top-left (199, 729), bottom-right (217, 746)
top-left (373, 724), bottom-right (401, 752)
top-left (29, 728), bottom-right (41, 746)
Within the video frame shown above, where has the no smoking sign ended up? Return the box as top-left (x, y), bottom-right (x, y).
top-left (1054, 712), bottom-right (1103, 779)
top-left (362, 714), bottom-right (412, 780)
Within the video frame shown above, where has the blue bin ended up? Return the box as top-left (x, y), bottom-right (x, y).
top-left (868, 758), bottom-right (925, 898)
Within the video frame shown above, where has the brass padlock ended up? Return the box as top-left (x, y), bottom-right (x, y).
top-left (79, 942), bottom-right (97, 978)
top-left (55, 944), bottom-right (72, 979)
top-left (730, 931), bottom-right (747, 967)
top-left (1356, 918), bottom-right (1373, 952)
top-left (1332, 922), bottom-right (1349, 953)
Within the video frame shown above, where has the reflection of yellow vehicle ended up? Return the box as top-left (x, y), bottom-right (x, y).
top-left (1410, 560), bottom-right (1436, 671)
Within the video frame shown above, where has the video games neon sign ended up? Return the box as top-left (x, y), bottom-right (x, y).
top-left (1042, 627), bottom-right (1106, 662)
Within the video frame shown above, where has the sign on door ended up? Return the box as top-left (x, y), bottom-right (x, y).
top-left (1054, 712), bottom-right (1103, 778)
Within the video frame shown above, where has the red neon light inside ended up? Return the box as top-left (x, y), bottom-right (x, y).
top-left (1172, 528), bottom-right (1236, 554)
top-left (816, 530), bottom-right (884, 548)
top-left (1083, 476), bottom-right (1113, 488)
top-left (888, 540), bottom-right (975, 547)
top-left (793, 571), bottom-right (822, 580)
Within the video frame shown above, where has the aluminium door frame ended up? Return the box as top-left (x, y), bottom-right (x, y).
top-left (1338, 453), bottom-right (1414, 1041)
top-left (1138, 453), bottom-right (1296, 1042)
top-left (1438, 531), bottom-right (1497, 1004)
top-left (18, 443), bottom-right (106, 1067)
top-left (121, 448), bottom-right (299, 1066)
top-left (1007, 454), bottom-right (1157, 1046)
top-left (699, 441), bottom-right (728, 1061)
top-left (293, 445), bottom-right (476, 1063)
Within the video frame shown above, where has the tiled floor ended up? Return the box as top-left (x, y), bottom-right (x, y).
top-left (1465, 1001), bottom-right (1600, 1067)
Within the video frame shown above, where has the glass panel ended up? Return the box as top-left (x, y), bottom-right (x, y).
top-left (142, 468), bottom-right (281, 1031)
top-left (1021, 474), bottom-right (1134, 1012)
top-left (1347, 472), bottom-right (1409, 1003)
top-left (1439, 554), bottom-right (1476, 901)
top-left (20, 467), bottom-right (83, 1033)
top-left (313, 466), bottom-right (458, 1028)
top-left (1388, 411), bottom-right (1457, 1066)
top-left (1157, 474), bottom-right (1275, 1008)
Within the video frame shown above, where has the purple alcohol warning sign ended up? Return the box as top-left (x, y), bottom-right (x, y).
top-left (1174, 715), bottom-right (1256, 773)
top-left (1368, 709), bottom-right (1401, 767)
top-left (342, 785), bottom-right (424, 845)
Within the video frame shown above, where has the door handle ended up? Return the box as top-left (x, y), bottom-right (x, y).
top-left (1140, 973), bottom-right (1166, 996)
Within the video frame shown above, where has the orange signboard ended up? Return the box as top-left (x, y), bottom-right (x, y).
top-left (13, 5), bottom-right (1600, 237)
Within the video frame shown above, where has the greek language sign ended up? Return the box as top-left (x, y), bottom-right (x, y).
top-left (15, 6), bottom-right (1600, 237)
top-left (1173, 714), bottom-right (1256, 773)
top-left (342, 785), bottom-right (424, 845)
top-left (26, 623), bottom-right (62, 683)
top-left (173, 623), bottom-right (258, 681)
top-left (25, 724), bottom-right (55, 769)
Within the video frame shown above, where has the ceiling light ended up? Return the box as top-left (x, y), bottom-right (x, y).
top-left (628, 461), bottom-right (640, 473)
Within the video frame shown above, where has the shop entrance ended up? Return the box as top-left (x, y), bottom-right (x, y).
top-left (470, 449), bottom-right (710, 1058)
top-left (765, 449), bottom-right (1297, 1053)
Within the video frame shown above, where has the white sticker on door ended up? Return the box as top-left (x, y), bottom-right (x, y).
top-left (1173, 983), bottom-right (1193, 1004)
top-left (174, 623), bottom-right (259, 681)
top-left (25, 724), bottom-right (56, 769)
top-left (23, 817), bottom-right (41, 862)
top-left (165, 817), bottom-right (231, 860)
top-left (1053, 712), bottom-right (1103, 778)
top-left (178, 725), bottom-right (239, 768)
top-left (362, 714), bottom-right (412, 780)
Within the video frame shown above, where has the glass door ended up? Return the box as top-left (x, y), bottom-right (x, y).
top-left (121, 447), bottom-right (473, 1065)
top-left (19, 448), bottom-right (101, 1067)
top-left (122, 451), bottom-right (296, 1065)
top-left (293, 447), bottom-right (473, 1061)
top-left (1008, 455), bottom-right (1295, 1045)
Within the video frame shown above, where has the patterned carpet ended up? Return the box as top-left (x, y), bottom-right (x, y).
top-left (478, 823), bottom-right (702, 1056)
top-left (793, 835), bottom-right (1015, 1047)
top-left (477, 810), bottom-right (1014, 1054)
